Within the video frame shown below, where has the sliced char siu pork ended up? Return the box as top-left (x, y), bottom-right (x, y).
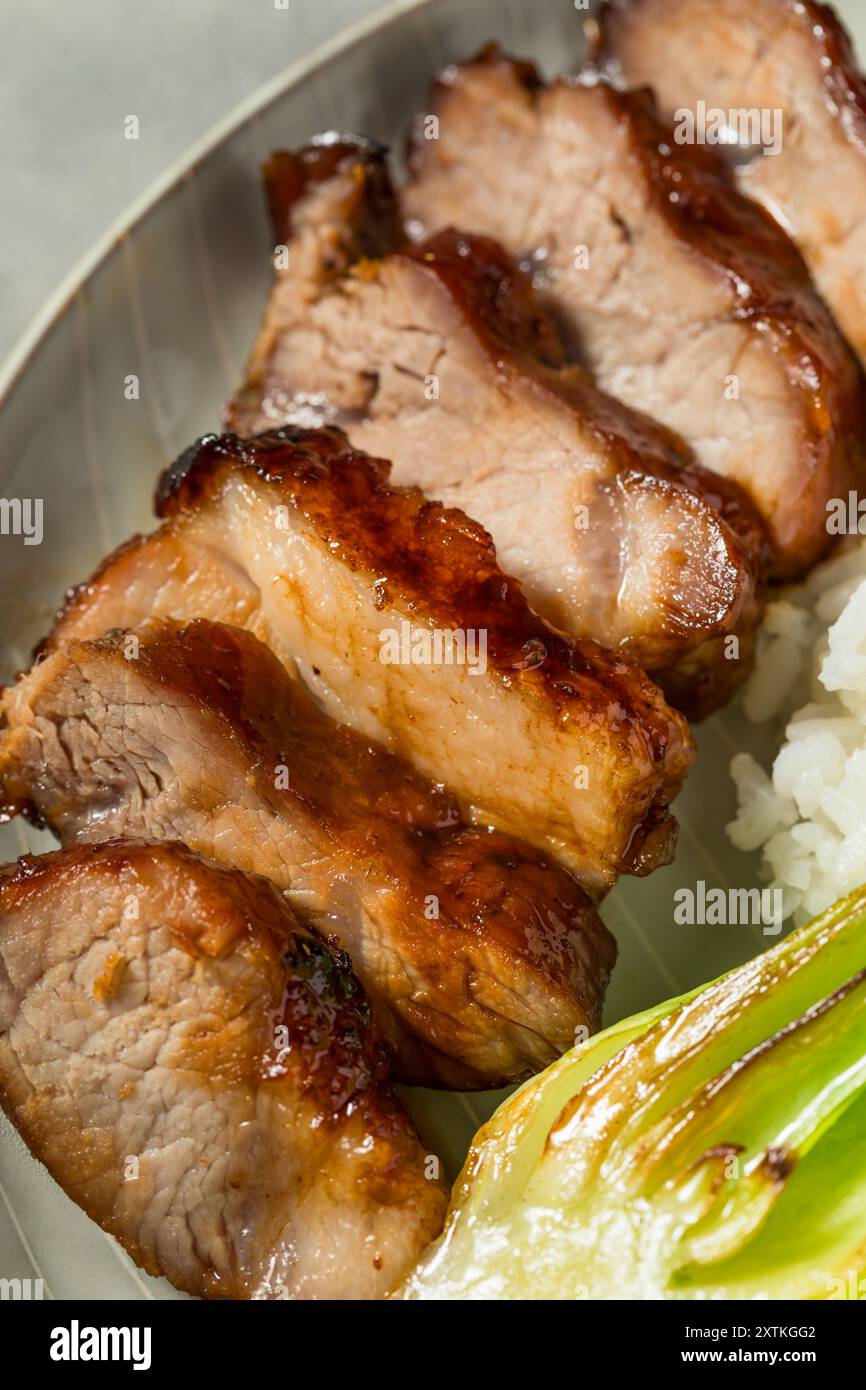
top-left (41, 427), bottom-right (695, 895)
top-left (592, 0), bottom-right (866, 372)
top-left (403, 44), bottom-right (866, 579)
top-left (226, 138), bottom-right (767, 717)
top-left (0, 839), bottom-right (448, 1299)
top-left (0, 620), bottom-right (617, 1089)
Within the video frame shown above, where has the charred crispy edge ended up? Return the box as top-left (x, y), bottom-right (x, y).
top-left (263, 133), bottom-right (404, 260)
top-left (155, 427), bottom-right (695, 775)
top-left (227, 135), bottom-right (405, 434)
top-left (592, 0), bottom-right (866, 150)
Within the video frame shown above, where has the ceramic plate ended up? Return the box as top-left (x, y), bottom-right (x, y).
top-left (2, 0), bottom-right (863, 1299)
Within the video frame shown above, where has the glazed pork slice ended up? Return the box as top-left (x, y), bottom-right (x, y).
top-left (43, 427), bottom-right (695, 894)
top-left (0, 839), bottom-right (447, 1299)
top-left (404, 45), bottom-right (866, 578)
top-left (260, 132), bottom-right (404, 343)
top-left (0, 619), bottom-right (617, 1089)
top-left (593, 0), bottom-right (866, 370)
top-left (227, 140), bottom-right (767, 714)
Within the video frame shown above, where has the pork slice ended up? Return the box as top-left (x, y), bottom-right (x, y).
top-left (0, 619), bottom-right (617, 1089)
top-left (0, 838), bottom-right (447, 1299)
top-left (232, 136), bottom-right (403, 431)
top-left (593, 0), bottom-right (866, 373)
top-left (227, 142), bottom-right (767, 716)
top-left (42, 427), bottom-right (695, 894)
top-left (404, 44), bottom-right (866, 578)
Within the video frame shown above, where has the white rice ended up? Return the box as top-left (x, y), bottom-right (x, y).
top-left (727, 537), bottom-right (866, 922)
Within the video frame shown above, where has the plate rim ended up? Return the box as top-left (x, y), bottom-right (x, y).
top-left (0, 0), bottom-right (437, 412)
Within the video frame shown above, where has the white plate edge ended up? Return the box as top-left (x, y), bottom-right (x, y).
top-left (0, 0), bottom-right (436, 411)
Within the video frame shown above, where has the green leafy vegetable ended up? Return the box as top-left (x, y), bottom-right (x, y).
top-left (400, 888), bottom-right (866, 1300)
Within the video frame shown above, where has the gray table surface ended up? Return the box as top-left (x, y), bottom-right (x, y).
top-left (0, 0), bottom-right (386, 364)
top-left (3, 0), bottom-right (866, 369)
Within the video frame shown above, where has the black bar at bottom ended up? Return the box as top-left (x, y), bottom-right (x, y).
top-left (0, 1294), bottom-right (856, 1374)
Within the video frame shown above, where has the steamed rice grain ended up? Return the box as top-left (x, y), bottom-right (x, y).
top-left (727, 539), bottom-right (866, 921)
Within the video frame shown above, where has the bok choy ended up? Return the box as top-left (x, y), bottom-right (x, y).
top-left (400, 887), bottom-right (866, 1300)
